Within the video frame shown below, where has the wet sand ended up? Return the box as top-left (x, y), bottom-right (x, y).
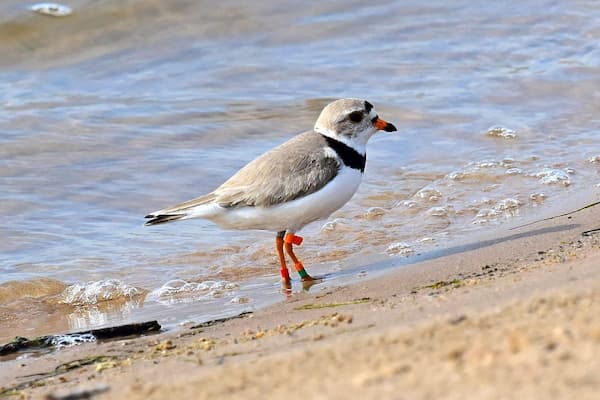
top-left (2, 200), bottom-right (599, 399)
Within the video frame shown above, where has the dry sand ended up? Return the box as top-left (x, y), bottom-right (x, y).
top-left (1, 202), bottom-right (600, 399)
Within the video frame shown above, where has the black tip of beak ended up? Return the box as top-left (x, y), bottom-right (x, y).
top-left (384, 122), bottom-right (397, 132)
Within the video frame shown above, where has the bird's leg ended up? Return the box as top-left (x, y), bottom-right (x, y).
top-left (284, 232), bottom-right (316, 281)
top-left (276, 231), bottom-right (291, 288)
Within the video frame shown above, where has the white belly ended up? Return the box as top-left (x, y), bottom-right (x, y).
top-left (204, 167), bottom-right (363, 232)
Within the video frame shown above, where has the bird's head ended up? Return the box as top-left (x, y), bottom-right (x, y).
top-left (314, 98), bottom-right (397, 152)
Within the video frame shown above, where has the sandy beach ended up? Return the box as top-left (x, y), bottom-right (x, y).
top-left (2, 197), bottom-right (599, 399)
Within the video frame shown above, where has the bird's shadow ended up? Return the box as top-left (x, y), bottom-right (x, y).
top-left (301, 223), bottom-right (581, 292)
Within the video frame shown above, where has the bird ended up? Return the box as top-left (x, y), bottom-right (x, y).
top-left (145, 98), bottom-right (397, 288)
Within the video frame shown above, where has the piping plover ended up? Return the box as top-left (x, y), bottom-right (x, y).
top-left (145, 98), bottom-right (397, 286)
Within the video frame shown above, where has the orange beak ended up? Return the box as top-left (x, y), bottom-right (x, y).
top-left (373, 116), bottom-right (397, 132)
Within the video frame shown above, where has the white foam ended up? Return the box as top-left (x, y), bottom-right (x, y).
top-left (415, 187), bottom-right (442, 202)
top-left (471, 197), bottom-right (522, 224)
top-left (51, 333), bottom-right (96, 349)
top-left (30, 3), bottom-right (72, 17)
top-left (486, 125), bottom-right (517, 139)
top-left (386, 242), bottom-right (414, 256)
top-left (495, 198), bottom-right (521, 211)
top-left (321, 218), bottom-right (350, 232)
top-left (149, 279), bottom-right (239, 300)
top-left (476, 160), bottom-right (500, 168)
top-left (401, 200), bottom-right (418, 208)
top-left (448, 171), bottom-right (466, 181)
top-left (230, 296), bottom-right (250, 304)
top-left (364, 207), bottom-right (386, 218)
top-left (427, 206), bottom-right (449, 217)
top-left (472, 208), bottom-right (501, 224)
top-left (588, 155), bottom-right (600, 163)
top-left (529, 193), bottom-right (546, 202)
top-left (60, 279), bottom-right (140, 306)
top-left (533, 169), bottom-right (571, 186)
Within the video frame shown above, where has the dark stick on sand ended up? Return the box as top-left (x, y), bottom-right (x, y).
top-left (189, 311), bottom-right (253, 330)
top-left (510, 200), bottom-right (600, 231)
top-left (0, 320), bottom-right (161, 356)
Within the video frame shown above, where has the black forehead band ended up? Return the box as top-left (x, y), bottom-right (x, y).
top-left (364, 101), bottom-right (373, 113)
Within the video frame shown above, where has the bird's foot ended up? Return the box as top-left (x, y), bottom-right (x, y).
top-left (301, 274), bottom-right (326, 291)
top-left (301, 279), bottom-right (318, 291)
top-left (281, 279), bottom-right (292, 292)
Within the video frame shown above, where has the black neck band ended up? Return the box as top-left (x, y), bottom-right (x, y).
top-left (321, 134), bottom-right (366, 173)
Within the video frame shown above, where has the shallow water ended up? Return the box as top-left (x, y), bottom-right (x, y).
top-left (1, 0), bottom-right (599, 343)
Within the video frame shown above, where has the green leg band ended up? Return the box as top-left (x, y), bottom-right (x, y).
top-left (297, 269), bottom-right (309, 279)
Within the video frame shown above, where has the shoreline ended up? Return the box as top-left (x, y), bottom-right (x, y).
top-left (2, 199), bottom-right (600, 399)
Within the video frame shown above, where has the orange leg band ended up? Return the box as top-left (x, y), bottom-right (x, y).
top-left (284, 233), bottom-right (303, 246)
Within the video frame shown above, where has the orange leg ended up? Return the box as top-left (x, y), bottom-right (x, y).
top-left (276, 231), bottom-right (291, 287)
top-left (284, 233), bottom-right (316, 281)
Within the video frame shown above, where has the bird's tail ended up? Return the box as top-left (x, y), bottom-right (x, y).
top-left (144, 193), bottom-right (218, 226)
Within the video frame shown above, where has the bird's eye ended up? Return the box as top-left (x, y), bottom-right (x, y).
top-left (348, 111), bottom-right (363, 123)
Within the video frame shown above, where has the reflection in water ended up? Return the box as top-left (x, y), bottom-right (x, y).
top-left (66, 298), bottom-right (144, 332)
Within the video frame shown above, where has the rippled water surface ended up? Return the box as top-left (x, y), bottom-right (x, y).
top-left (1, 0), bottom-right (599, 343)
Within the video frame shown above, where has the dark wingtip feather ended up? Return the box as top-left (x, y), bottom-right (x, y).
top-left (144, 214), bottom-right (183, 226)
